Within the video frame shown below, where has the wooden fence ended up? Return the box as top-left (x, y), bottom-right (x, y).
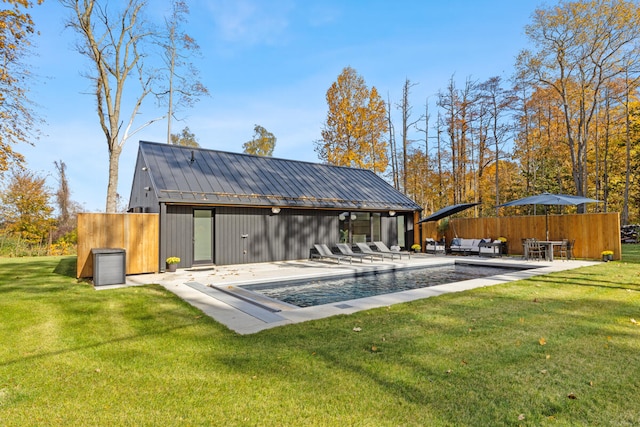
top-left (77, 213), bottom-right (159, 278)
top-left (421, 212), bottom-right (621, 260)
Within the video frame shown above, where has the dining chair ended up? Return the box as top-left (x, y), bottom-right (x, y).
top-left (555, 239), bottom-right (571, 260)
top-left (526, 239), bottom-right (544, 261)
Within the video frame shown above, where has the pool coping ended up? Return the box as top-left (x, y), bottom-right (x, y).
top-left (124, 256), bottom-right (599, 334)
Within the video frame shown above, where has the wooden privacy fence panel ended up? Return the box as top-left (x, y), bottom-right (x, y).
top-left (77, 213), bottom-right (159, 278)
top-left (421, 212), bottom-right (621, 260)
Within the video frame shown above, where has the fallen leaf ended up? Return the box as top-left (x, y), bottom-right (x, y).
top-left (460, 360), bottom-right (468, 365)
top-left (352, 327), bottom-right (362, 332)
top-left (539, 337), bottom-right (547, 346)
top-left (518, 414), bottom-right (525, 421)
top-left (371, 345), bottom-right (378, 352)
top-left (546, 354), bottom-right (551, 359)
top-left (589, 381), bottom-right (594, 387)
top-left (567, 393), bottom-right (577, 399)
top-left (446, 369), bottom-right (452, 374)
top-left (631, 318), bottom-right (637, 324)
top-left (540, 369), bottom-right (548, 374)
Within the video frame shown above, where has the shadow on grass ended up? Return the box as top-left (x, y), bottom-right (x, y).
top-left (533, 269), bottom-right (640, 291)
top-left (53, 257), bottom-right (77, 278)
top-left (0, 321), bottom-right (198, 368)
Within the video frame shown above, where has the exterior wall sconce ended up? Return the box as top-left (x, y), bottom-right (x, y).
top-left (350, 213), bottom-right (357, 221)
top-left (143, 186), bottom-right (151, 191)
top-left (338, 213), bottom-right (346, 221)
top-left (142, 166), bottom-right (148, 171)
top-left (271, 207), bottom-right (281, 214)
top-left (389, 210), bottom-right (396, 216)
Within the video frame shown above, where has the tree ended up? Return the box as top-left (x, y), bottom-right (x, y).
top-left (157, 0), bottom-right (208, 144)
top-left (0, 0), bottom-right (43, 173)
top-left (0, 167), bottom-right (53, 244)
top-left (61, 0), bottom-right (162, 212)
top-left (315, 66), bottom-right (388, 173)
top-left (242, 125), bottom-right (276, 156)
top-left (478, 76), bottom-right (514, 210)
top-left (53, 160), bottom-right (82, 242)
top-left (54, 160), bottom-right (70, 225)
top-left (397, 78), bottom-right (422, 193)
top-left (170, 126), bottom-right (200, 147)
top-left (516, 0), bottom-right (640, 205)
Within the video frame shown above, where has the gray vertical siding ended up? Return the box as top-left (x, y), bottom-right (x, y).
top-left (214, 207), bottom-right (340, 265)
top-left (164, 205), bottom-right (195, 268)
top-left (161, 205), bottom-right (401, 267)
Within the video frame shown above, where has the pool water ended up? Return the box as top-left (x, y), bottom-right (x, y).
top-left (248, 263), bottom-right (525, 308)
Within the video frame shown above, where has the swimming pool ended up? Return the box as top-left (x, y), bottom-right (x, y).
top-left (245, 263), bottom-right (530, 308)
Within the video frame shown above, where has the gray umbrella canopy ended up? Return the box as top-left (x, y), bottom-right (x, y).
top-left (418, 202), bottom-right (479, 224)
top-left (498, 193), bottom-right (602, 240)
top-left (498, 193), bottom-right (601, 208)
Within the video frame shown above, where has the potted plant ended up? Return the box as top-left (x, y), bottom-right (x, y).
top-left (437, 218), bottom-right (449, 241)
top-left (166, 256), bottom-right (180, 272)
top-left (601, 250), bottom-right (613, 262)
top-left (411, 244), bottom-right (421, 253)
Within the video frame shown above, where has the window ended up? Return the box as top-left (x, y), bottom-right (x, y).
top-left (338, 212), bottom-right (382, 243)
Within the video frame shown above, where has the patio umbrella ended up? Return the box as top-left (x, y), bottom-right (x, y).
top-left (418, 202), bottom-right (479, 240)
top-left (497, 193), bottom-right (601, 240)
top-left (417, 202), bottom-right (479, 223)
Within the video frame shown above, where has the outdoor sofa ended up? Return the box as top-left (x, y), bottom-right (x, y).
top-left (449, 238), bottom-right (502, 257)
top-left (425, 238), bottom-right (446, 254)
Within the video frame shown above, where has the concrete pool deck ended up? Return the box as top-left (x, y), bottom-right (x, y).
top-left (123, 255), bottom-right (598, 334)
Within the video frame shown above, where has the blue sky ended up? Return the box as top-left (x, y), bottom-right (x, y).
top-left (22, 0), bottom-right (538, 212)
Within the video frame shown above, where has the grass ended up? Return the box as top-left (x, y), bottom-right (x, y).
top-left (1, 248), bottom-right (640, 426)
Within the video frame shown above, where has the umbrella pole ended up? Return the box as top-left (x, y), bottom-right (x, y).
top-left (545, 207), bottom-right (549, 240)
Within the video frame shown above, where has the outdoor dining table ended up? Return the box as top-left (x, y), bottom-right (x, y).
top-left (537, 240), bottom-right (564, 261)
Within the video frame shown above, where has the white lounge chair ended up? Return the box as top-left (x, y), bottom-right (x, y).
top-left (336, 243), bottom-right (376, 262)
top-left (355, 242), bottom-right (398, 260)
top-left (312, 244), bottom-right (353, 264)
top-left (373, 241), bottom-right (411, 259)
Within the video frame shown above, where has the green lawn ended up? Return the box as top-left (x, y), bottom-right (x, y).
top-left (1, 248), bottom-right (639, 426)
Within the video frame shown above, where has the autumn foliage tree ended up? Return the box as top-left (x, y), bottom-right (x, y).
top-left (242, 125), bottom-right (276, 157)
top-left (170, 126), bottom-right (200, 147)
top-left (315, 67), bottom-right (388, 173)
top-left (516, 0), bottom-right (640, 207)
top-left (0, 168), bottom-right (53, 244)
top-left (0, 0), bottom-right (43, 173)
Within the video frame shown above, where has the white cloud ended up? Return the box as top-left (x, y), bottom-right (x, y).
top-left (206, 0), bottom-right (294, 47)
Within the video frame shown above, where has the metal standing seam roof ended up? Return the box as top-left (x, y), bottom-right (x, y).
top-left (138, 140), bottom-right (422, 211)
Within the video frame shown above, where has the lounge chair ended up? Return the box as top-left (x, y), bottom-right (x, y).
top-left (312, 244), bottom-right (353, 264)
top-left (336, 243), bottom-right (377, 262)
top-left (373, 241), bottom-right (410, 259)
top-left (356, 242), bottom-right (398, 260)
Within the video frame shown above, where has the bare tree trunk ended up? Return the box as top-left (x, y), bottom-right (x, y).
top-left (63, 0), bottom-right (162, 212)
top-left (398, 79), bottom-right (421, 194)
top-left (387, 96), bottom-right (399, 189)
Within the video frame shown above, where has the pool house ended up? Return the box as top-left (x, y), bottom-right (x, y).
top-left (128, 141), bottom-right (422, 271)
